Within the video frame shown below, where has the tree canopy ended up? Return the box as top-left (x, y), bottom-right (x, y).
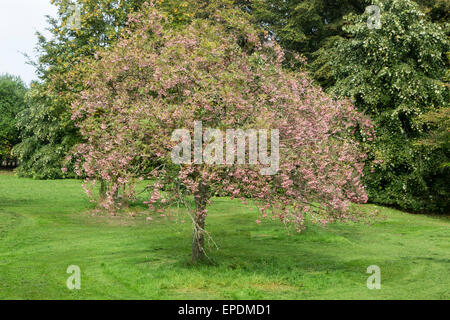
top-left (0, 74), bottom-right (28, 165)
top-left (71, 3), bottom-right (373, 260)
top-left (327, 0), bottom-right (449, 212)
top-left (10, 0), bottom-right (449, 215)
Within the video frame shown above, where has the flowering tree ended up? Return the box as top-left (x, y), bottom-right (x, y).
top-left (71, 3), bottom-right (373, 261)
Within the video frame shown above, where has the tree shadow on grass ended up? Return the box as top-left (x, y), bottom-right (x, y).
top-left (140, 222), bottom-right (376, 280)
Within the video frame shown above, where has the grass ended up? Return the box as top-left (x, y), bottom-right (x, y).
top-left (0, 170), bottom-right (449, 300)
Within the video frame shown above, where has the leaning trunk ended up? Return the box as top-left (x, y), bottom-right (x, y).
top-left (192, 183), bottom-right (208, 262)
top-left (192, 208), bottom-right (206, 262)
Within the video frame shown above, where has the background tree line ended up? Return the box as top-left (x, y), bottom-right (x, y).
top-left (2, 0), bottom-right (448, 213)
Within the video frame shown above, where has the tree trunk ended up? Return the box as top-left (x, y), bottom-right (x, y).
top-left (192, 209), bottom-right (206, 262)
top-left (192, 183), bottom-right (208, 262)
top-left (99, 180), bottom-right (107, 201)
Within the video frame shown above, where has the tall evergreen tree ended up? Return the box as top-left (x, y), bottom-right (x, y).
top-left (328, 0), bottom-right (449, 212)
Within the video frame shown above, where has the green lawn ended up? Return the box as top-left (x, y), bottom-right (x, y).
top-left (0, 171), bottom-right (448, 300)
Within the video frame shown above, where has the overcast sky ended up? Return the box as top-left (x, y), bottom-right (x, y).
top-left (0, 0), bottom-right (58, 85)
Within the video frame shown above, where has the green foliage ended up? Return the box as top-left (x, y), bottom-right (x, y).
top-left (246, 0), bottom-right (371, 86)
top-left (243, 0), bottom-right (447, 86)
top-left (0, 74), bottom-right (28, 164)
top-left (327, 0), bottom-right (449, 213)
top-left (414, 0), bottom-right (449, 24)
top-left (414, 51), bottom-right (450, 171)
top-left (249, 0), bottom-right (369, 58)
top-left (13, 82), bottom-right (79, 179)
top-left (416, 103), bottom-right (450, 153)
